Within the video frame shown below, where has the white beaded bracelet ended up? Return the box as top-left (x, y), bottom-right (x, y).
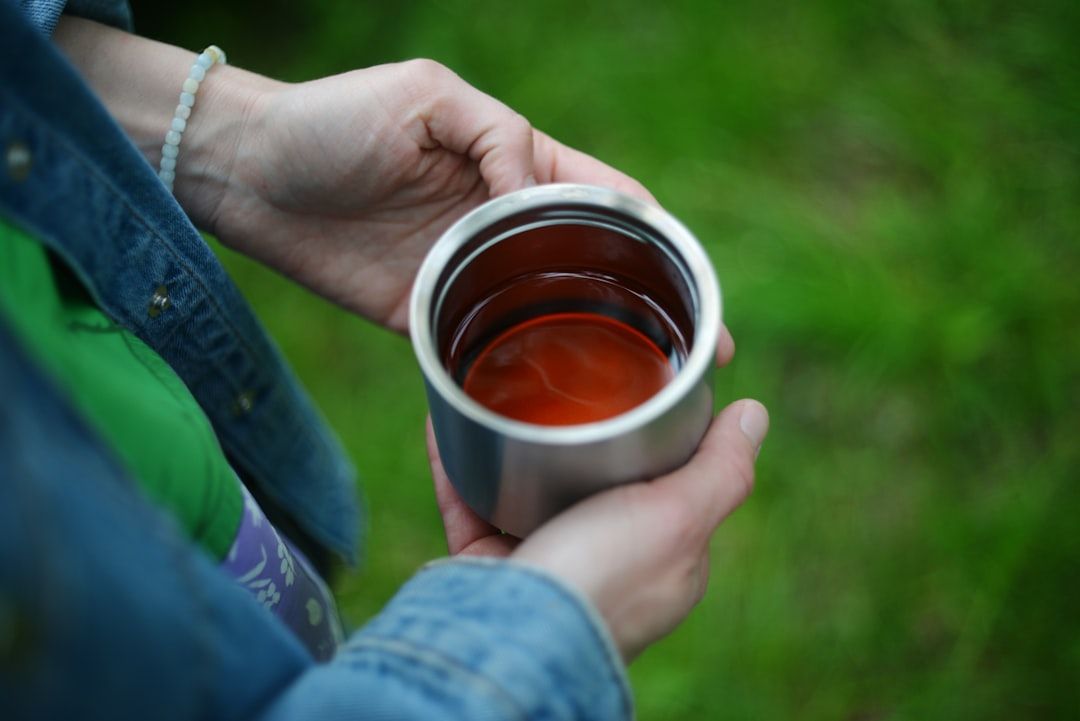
top-left (158, 45), bottom-right (227, 193)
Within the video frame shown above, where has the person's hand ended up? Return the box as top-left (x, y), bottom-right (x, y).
top-left (193, 60), bottom-right (652, 332)
top-left (429, 328), bottom-right (769, 661)
top-left (50, 21), bottom-right (643, 331)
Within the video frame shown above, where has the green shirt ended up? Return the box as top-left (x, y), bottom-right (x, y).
top-left (0, 217), bottom-right (242, 559)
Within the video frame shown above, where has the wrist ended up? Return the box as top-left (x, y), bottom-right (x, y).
top-left (171, 64), bottom-right (283, 232)
top-left (52, 16), bottom-right (285, 231)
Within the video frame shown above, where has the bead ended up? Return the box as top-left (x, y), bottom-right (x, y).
top-left (160, 44), bottom-right (225, 196)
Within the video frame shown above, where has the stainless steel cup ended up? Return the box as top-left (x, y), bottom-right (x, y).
top-left (410, 183), bottom-right (721, 536)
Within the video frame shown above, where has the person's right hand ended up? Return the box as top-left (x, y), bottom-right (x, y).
top-left (195, 59), bottom-right (653, 333)
top-left (429, 328), bottom-right (769, 661)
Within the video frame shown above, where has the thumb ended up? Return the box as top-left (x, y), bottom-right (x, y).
top-left (652, 399), bottom-right (769, 530)
top-left (411, 61), bottom-right (536, 196)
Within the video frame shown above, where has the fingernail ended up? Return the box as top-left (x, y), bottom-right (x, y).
top-left (523, 174), bottom-right (537, 188)
top-left (738, 400), bottom-right (769, 454)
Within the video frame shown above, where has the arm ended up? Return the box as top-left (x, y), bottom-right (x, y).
top-left (53, 16), bottom-right (277, 234)
top-left (51, 9), bottom-right (769, 697)
top-left (52, 16), bottom-right (651, 332)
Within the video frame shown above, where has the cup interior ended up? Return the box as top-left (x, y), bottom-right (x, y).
top-left (434, 215), bottom-right (700, 387)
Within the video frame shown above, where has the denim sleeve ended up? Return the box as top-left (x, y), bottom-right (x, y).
top-left (18, 0), bottom-right (132, 35)
top-left (264, 558), bottom-right (634, 721)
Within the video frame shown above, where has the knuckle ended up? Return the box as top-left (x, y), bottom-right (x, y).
top-left (403, 58), bottom-right (454, 85)
top-left (690, 555), bottom-right (711, 605)
top-left (508, 111), bottom-right (533, 138)
top-left (664, 555), bottom-right (710, 615)
top-left (727, 452), bottom-right (757, 504)
top-left (625, 177), bottom-right (651, 199)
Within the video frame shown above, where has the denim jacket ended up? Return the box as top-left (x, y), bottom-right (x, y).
top-left (11, 0), bottom-right (361, 565)
top-left (0, 2), bottom-right (632, 719)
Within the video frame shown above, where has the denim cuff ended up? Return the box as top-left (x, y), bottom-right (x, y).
top-left (19, 0), bottom-right (134, 36)
top-left (351, 557), bottom-right (633, 721)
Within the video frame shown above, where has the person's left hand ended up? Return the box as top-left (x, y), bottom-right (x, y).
top-left (189, 59), bottom-right (652, 332)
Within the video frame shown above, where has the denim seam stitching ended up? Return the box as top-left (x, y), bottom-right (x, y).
top-left (421, 556), bottom-right (635, 718)
top-left (0, 86), bottom-right (288, 415)
top-left (346, 635), bottom-right (530, 721)
top-left (2, 88), bottom-right (263, 374)
top-left (2, 88), bottom-right (355, 554)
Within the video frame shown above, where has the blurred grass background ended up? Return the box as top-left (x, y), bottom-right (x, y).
top-left (132, 1), bottom-right (1079, 718)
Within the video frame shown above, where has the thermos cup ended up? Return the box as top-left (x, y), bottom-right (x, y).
top-left (410, 183), bottom-right (721, 536)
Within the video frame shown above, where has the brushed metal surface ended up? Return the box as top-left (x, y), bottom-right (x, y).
top-left (410, 184), bottom-right (721, 536)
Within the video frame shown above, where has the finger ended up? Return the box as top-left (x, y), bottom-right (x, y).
top-left (532, 127), bottom-right (733, 367)
top-left (426, 416), bottom-right (504, 554)
top-left (532, 130), bottom-right (657, 204)
top-left (651, 399), bottom-right (769, 530)
top-left (716, 324), bottom-right (735, 367)
top-left (408, 60), bottom-right (536, 196)
top-left (457, 534), bottom-right (520, 558)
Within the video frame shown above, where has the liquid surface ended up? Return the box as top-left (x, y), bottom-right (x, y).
top-left (462, 312), bottom-right (675, 426)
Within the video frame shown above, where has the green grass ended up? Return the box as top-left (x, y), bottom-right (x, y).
top-left (135, 1), bottom-right (1080, 717)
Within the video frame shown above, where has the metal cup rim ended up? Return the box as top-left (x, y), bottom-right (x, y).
top-left (409, 183), bottom-right (722, 447)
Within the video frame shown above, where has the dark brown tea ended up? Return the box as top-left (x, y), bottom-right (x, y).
top-left (462, 312), bottom-right (674, 425)
top-left (444, 269), bottom-right (689, 425)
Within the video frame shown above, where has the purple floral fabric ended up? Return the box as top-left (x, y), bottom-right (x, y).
top-left (221, 484), bottom-right (344, 661)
